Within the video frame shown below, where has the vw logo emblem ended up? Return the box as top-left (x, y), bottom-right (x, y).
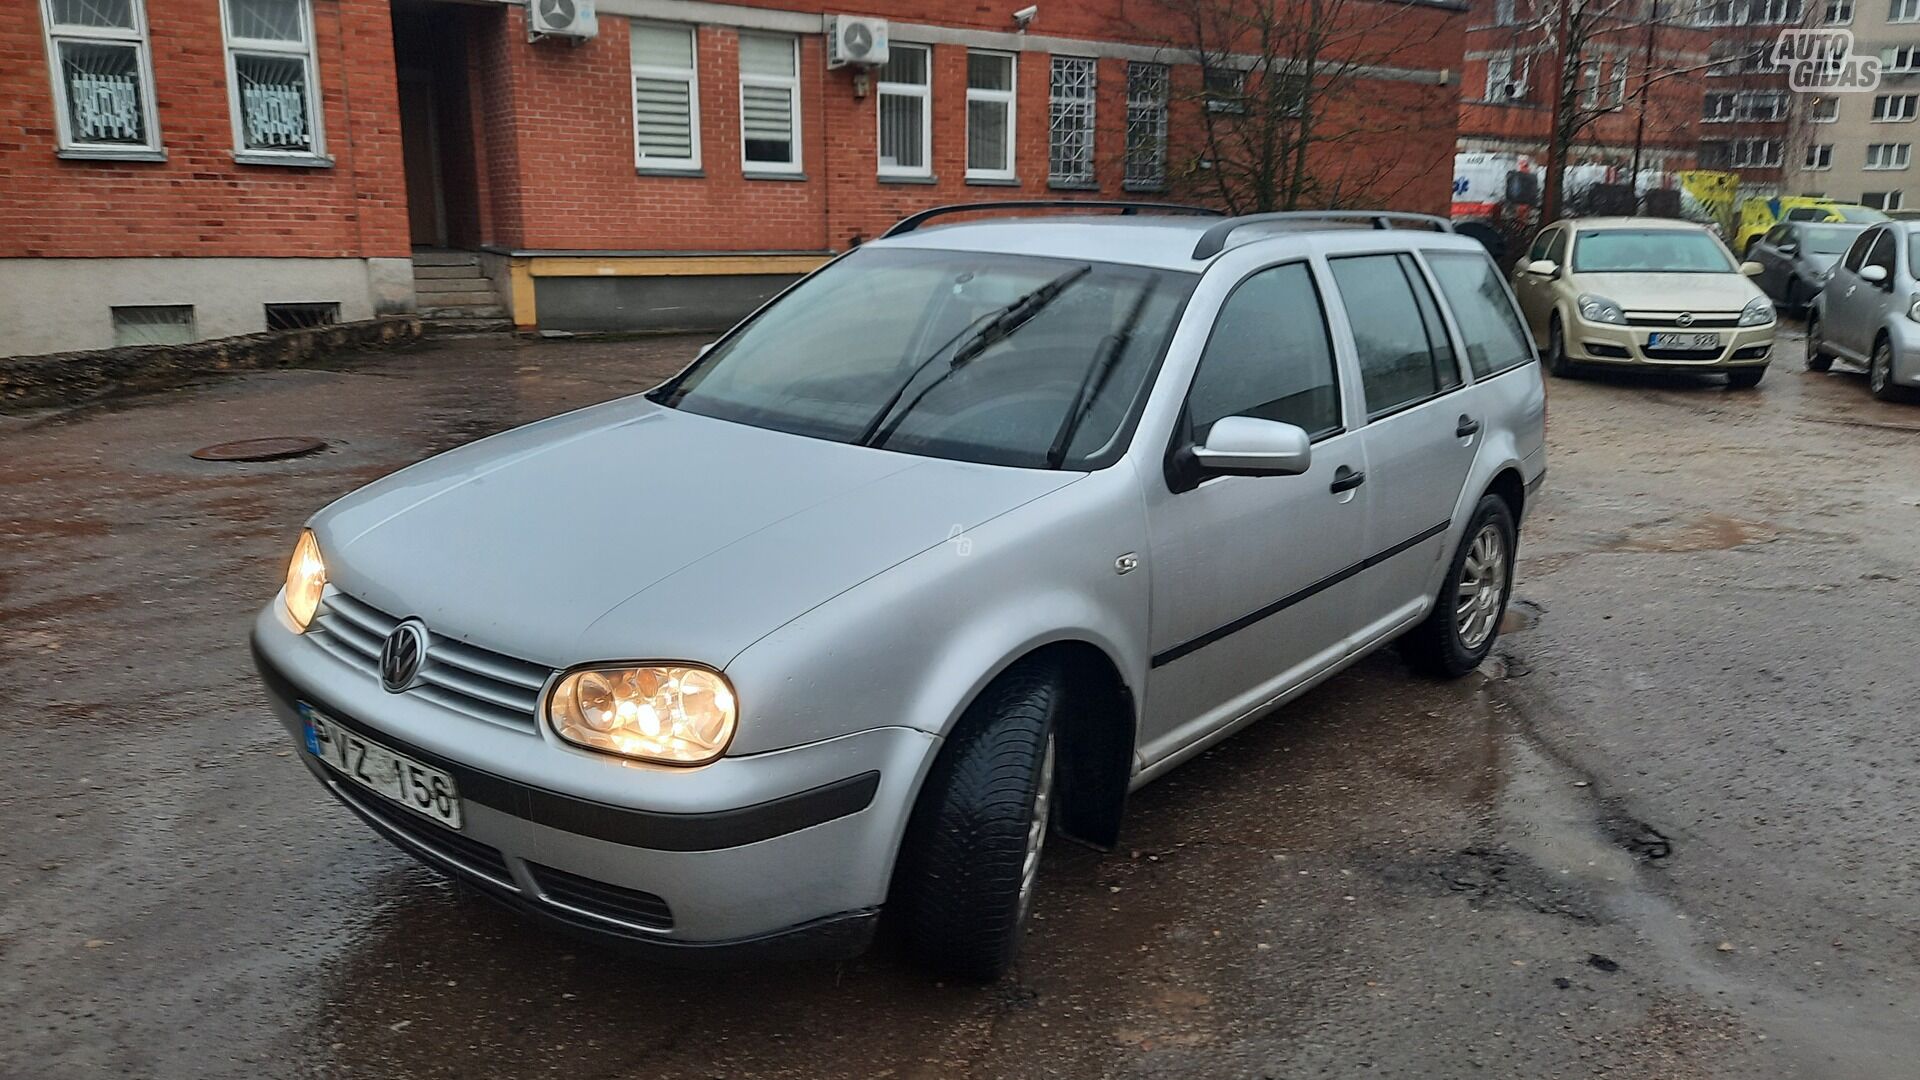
top-left (380, 621), bottom-right (429, 693)
top-left (1676, 312), bottom-right (1695, 327)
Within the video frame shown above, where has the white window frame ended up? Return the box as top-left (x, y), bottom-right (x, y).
top-left (1049, 55), bottom-right (1097, 188)
top-left (1704, 90), bottom-right (1736, 122)
top-left (876, 42), bottom-right (932, 179)
top-left (1874, 92), bottom-right (1919, 121)
top-left (39, 0), bottom-right (163, 159)
top-left (1753, 0), bottom-right (1802, 22)
top-left (1810, 96), bottom-right (1840, 122)
top-left (1487, 52), bottom-right (1530, 101)
top-left (218, 0), bottom-right (328, 164)
top-left (1732, 137), bottom-right (1783, 168)
top-left (1806, 142), bottom-right (1834, 169)
top-left (1824, 0), bottom-right (1854, 21)
top-left (1888, 45), bottom-right (1920, 72)
top-left (1866, 142), bottom-right (1912, 169)
top-left (965, 49), bottom-right (1017, 182)
top-left (1895, 0), bottom-right (1920, 22)
top-left (737, 32), bottom-right (800, 175)
top-left (1739, 89), bottom-right (1788, 121)
top-left (631, 22), bottom-right (702, 173)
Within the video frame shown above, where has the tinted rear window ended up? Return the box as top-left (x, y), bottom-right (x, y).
top-left (1426, 251), bottom-right (1535, 379)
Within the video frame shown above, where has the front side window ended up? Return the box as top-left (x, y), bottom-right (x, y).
top-left (1186, 262), bottom-right (1342, 442)
top-left (1843, 226), bottom-right (1877, 269)
top-left (1865, 227), bottom-right (1897, 276)
top-left (632, 23), bottom-right (700, 170)
top-left (966, 51), bottom-right (1016, 181)
top-left (221, 0), bottom-right (323, 159)
top-left (877, 44), bottom-right (931, 177)
top-left (738, 34), bottom-right (799, 172)
top-left (1328, 254), bottom-right (1461, 417)
top-left (652, 249), bottom-right (1199, 470)
top-left (1571, 229), bottom-right (1736, 273)
top-left (1049, 56), bottom-right (1097, 186)
top-left (1426, 251), bottom-right (1534, 379)
top-left (42, 0), bottom-right (161, 156)
top-left (1125, 62), bottom-right (1169, 190)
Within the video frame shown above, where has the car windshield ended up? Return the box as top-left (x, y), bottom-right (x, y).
top-left (1799, 224), bottom-right (1863, 255)
top-left (1571, 229), bottom-right (1735, 273)
top-left (650, 247), bottom-right (1198, 470)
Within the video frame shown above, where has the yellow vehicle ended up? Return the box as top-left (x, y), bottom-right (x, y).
top-left (1735, 196), bottom-right (1887, 256)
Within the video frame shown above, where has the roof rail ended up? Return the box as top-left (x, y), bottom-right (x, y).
top-left (1190, 211), bottom-right (1455, 260)
top-left (881, 200), bottom-right (1225, 238)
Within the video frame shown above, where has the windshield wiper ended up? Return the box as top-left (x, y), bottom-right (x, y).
top-left (856, 264), bottom-right (1092, 449)
top-left (1045, 287), bottom-right (1151, 469)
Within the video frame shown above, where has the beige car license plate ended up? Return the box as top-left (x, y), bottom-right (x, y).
top-left (1647, 332), bottom-right (1721, 350)
top-left (301, 705), bottom-right (462, 829)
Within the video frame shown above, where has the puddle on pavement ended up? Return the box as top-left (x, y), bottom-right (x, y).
top-left (1597, 513), bottom-right (1779, 554)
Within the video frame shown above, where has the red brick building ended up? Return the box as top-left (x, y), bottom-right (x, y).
top-left (3, 0), bottom-right (1468, 354)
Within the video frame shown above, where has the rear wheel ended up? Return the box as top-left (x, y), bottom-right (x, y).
top-left (1727, 366), bottom-right (1766, 390)
top-left (896, 661), bottom-right (1062, 981)
top-left (1401, 494), bottom-right (1517, 679)
top-left (1806, 314), bottom-right (1833, 372)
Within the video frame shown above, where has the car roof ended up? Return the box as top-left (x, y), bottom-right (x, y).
top-left (1560, 217), bottom-right (1713, 232)
top-left (867, 214), bottom-right (1490, 271)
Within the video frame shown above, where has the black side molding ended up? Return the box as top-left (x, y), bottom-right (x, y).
top-left (253, 643), bottom-right (880, 852)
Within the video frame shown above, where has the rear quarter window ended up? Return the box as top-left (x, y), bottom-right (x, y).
top-left (1425, 251), bottom-right (1536, 379)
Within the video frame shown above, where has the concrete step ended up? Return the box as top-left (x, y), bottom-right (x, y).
top-left (415, 276), bottom-right (494, 294)
top-left (417, 303), bottom-right (509, 320)
top-left (414, 264), bottom-right (488, 280)
top-left (411, 250), bottom-right (481, 267)
top-left (414, 290), bottom-right (501, 307)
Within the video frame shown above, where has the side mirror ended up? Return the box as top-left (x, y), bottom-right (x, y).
top-left (1861, 264), bottom-right (1890, 284)
top-left (1526, 259), bottom-right (1559, 277)
top-left (1739, 261), bottom-right (1764, 277)
top-left (1189, 416), bottom-right (1312, 478)
top-left (1776, 241), bottom-right (1799, 256)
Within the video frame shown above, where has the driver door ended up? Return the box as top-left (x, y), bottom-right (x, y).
top-left (1829, 226), bottom-right (1889, 359)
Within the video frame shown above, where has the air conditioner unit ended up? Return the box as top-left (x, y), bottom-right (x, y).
top-left (528, 0), bottom-right (597, 42)
top-left (826, 15), bottom-right (889, 69)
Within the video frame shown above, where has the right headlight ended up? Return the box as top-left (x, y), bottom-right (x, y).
top-left (548, 665), bottom-right (737, 765)
top-left (1577, 293), bottom-right (1627, 325)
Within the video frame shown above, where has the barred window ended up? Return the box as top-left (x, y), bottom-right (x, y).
top-left (1049, 56), bottom-right (1096, 187)
top-left (40, 0), bottom-right (162, 157)
top-left (1125, 62), bottom-right (1169, 191)
top-left (878, 44), bottom-right (931, 177)
top-left (966, 51), bottom-right (1016, 181)
top-left (739, 33), bottom-right (799, 171)
top-left (632, 23), bottom-right (701, 170)
top-left (221, 0), bottom-right (325, 161)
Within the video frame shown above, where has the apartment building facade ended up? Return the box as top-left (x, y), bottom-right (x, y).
top-left (1782, 0), bottom-right (1920, 208)
top-left (1695, 0), bottom-right (1810, 191)
top-left (2, 0), bottom-right (1469, 356)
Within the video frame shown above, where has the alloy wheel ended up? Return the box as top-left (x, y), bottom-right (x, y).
top-left (1872, 343), bottom-right (1892, 396)
top-left (1455, 523), bottom-right (1507, 652)
top-left (1016, 733), bottom-right (1056, 920)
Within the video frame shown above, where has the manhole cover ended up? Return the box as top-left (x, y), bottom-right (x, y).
top-left (190, 437), bottom-right (328, 462)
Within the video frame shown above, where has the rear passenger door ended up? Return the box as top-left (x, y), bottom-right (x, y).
top-left (1324, 252), bottom-right (1480, 641)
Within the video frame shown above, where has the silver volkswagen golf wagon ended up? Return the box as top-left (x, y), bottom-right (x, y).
top-left (252, 204), bottom-right (1547, 979)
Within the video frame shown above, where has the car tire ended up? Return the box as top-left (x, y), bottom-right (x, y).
top-left (896, 660), bottom-right (1062, 981)
top-left (1544, 314), bottom-right (1578, 378)
top-left (1400, 494), bottom-right (1517, 679)
top-left (1727, 366), bottom-right (1766, 390)
top-left (1806, 314), bottom-right (1833, 372)
top-left (1869, 337), bottom-right (1914, 402)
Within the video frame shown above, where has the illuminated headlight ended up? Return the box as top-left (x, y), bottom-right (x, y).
top-left (1738, 296), bottom-right (1775, 327)
top-left (284, 529), bottom-right (327, 631)
top-left (548, 665), bottom-right (737, 765)
top-left (1577, 294), bottom-right (1627, 325)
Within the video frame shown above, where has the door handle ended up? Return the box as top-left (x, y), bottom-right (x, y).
top-left (1456, 415), bottom-right (1482, 438)
top-left (1846, 285), bottom-right (1856, 297)
top-left (1329, 466), bottom-right (1366, 493)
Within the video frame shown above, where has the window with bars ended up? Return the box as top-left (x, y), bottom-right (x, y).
top-left (264, 301), bottom-right (339, 330)
top-left (40, 0), bottom-right (162, 157)
top-left (1125, 61), bottom-right (1169, 191)
top-left (739, 34), bottom-right (799, 172)
top-left (878, 44), bottom-right (931, 178)
top-left (632, 24), bottom-right (700, 171)
top-left (1049, 56), bottom-right (1096, 187)
top-left (1805, 143), bottom-right (1834, 169)
top-left (966, 51), bottom-right (1016, 181)
top-left (1874, 93), bottom-right (1918, 121)
top-left (221, 0), bottom-right (324, 160)
top-left (1866, 142), bottom-right (1911, 169)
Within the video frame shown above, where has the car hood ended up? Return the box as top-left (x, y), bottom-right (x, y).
top-left (1570, 272), bottom-right (1762, 312)
top-left (313, 398), bottom-right (1080, 668)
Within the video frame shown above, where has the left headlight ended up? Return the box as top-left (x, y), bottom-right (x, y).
top-left (1738, 296), bottom-right (1775, 327)
top-left (548, 665), bottom-right (737, 765)
top-left (1577, 293), bottom-right (1627, 325)
top-left (284, 529), bottom-right (326, 631)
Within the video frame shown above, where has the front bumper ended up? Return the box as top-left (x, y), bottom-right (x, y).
top-left (251, 603), bottom-right (937, 963)
top-left (1568, 316), bottom-right (1774, 368)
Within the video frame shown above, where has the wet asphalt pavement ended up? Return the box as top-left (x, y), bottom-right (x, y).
top-left (3, 328), bottom-right (1918, 1079)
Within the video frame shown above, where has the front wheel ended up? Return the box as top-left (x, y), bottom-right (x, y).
top-left (1544, 314), bottom-right (1578, 378)
top-left (896, 661), bottom-right (1062, 981)
top-left (1806, 314), bottom-right (1833, 372)
top-left (1400, 494), bottom-right (1518, 678)
top-left (1869, 338), bottom-right (1913, 402)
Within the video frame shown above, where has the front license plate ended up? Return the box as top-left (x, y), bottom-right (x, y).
top-left (1647, 332), bottom-right (1721, 350)
top-left (301, 706), bottom-right (462, 829)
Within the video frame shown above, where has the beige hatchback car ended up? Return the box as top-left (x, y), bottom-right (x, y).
top-left (1511, 218), bottom-right (1776, 388)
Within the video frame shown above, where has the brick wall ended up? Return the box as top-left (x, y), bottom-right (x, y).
top-left (0, 0), bottom-right (409, 260)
